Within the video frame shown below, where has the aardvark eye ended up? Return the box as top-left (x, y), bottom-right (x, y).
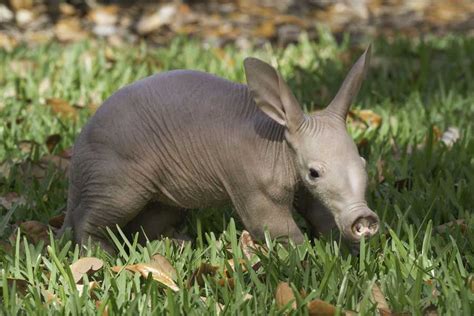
top-left (309, 168), bottom-right (320, 179)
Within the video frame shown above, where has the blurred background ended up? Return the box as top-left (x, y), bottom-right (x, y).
top-left (1, 0), bottom-right (473, 50)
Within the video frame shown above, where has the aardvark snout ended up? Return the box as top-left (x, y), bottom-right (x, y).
top-left (340, 205), bottom-right (379, 242)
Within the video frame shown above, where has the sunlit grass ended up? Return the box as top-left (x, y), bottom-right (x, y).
top-left (0, 32), bottom-right (473, 314)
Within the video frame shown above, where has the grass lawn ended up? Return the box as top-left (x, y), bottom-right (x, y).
top-left (0, 32), bottom-right (473, 314)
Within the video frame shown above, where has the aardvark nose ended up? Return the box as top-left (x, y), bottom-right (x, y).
top-left (352, 214), bottom-right (379, 239)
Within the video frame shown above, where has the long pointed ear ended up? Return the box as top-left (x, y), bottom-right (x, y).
top-left (326, 45), bottom-right (371, 119)
top-left (244, 57), bottom-right (305, 133)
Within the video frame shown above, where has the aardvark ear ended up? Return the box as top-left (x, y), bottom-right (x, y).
top-left (244, 57), bottom-right (305, 133)
top-left (326, 45), bottom-right (371, 119)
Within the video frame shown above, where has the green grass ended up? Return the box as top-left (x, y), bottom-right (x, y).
top-left (0, 32), bottom-right (473, 314)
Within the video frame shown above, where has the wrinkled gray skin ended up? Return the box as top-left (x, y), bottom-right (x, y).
top-left (60, 47), bottom-right (379, 252)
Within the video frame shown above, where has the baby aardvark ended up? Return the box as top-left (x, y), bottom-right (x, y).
top-left (60, 47), bottom-right (379, 252)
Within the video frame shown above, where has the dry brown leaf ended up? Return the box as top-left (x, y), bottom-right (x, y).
top-left (151, 253), bottom-right (177, 280)
top-left (76, 281), bottom-right (99, 294)
top-left (15, 154), bottom-right (70, 182)
top-left (0, 33), bottom-right (17, 52)
top-left (440, 127), bottom-right (460, 148)
top-left (19, 221), bottom-right (50, 244)
top-left (394, 178), bottom-right (413, 191)
top-left (348, 109), bottom-right (382, 129)
top-left (9, 60), bottom-right (35, 77)
top-left (48, 213), bottom-right (65, 228)
top-left (41, 288), bottom-right (61, 305)
top-left (253, 20), bottom-right (276, 38)
top-left (112, 262), bottom-right (179, 291)
top-left (45, 98), bottom-right (78, 119)
top-left (239, 230), bottom-right (256, 260)
top-left (7, 278), bottom-right (29, 295)
top-left (59, 3), bottom-right (76, 16)
top-left (224, 258), bottom-right (247, 277)
top-left (8, 0), bottom-right (33, 11)
top-left (376, 159), bottom-right (386, 183)
top-left (188, 262), bottom-right (219, 287)
top-left (0, 241), bottom-right (13, 254)
top-left (275, 281), bottom-right (296, 310)
top-left (95, 300), bottom-right (110, 316)
top-left (38, 78), bottom-right (51, 96)
top-left (54, 18), bottom-right (88, 42)
top-left (136, 4), bottom-right (177, 35)
top-left (59, 147), bottom-right (74, 159)
top-left (371, 283), bottom-right (391, 315)
top-left (467, 275), bottom-right (474, 293)
top-left (46, 134), bottom-right (61, 153)
top-left (435, 219), bottom-right (467, 234)
top-left (0, 192), bottom-right (27, 210)
top-left (423, 304), bottom-right (438, 316)
top-left (217, 277), bottom-right (235, 289)
top-left (307, 299), bottom-right (337, 316)
top-left (243, 293), bottom-right (253, 301)
top-left (17, 140), bottom-right (37, 154)
top-left (104, 46), bottom-right (117, 63)
top-left (40, 154), bottom-right (70, 174)
top-left (88, 5), bottom-right (119, 25)
top-left (70, 257), bottom-right (104, 283)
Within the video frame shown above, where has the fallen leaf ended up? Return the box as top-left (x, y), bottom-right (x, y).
top-left (6, 278), bottom-right (29, 295)
top-left (376, 159), bottom-right (386, 183)
top-left (435, 219), bottom-right (466, 234)
top-left (59, 3), bottom-right (76, 16)
top-left (0, 241), bottom-right (13, 254)
top-left (17, 140), bottom-right (38, 154)
top-left (48, 213), bottom-right (65, 228)
top-left (151, 253), bottom-right (177, 280)
top-left (394, 178), bottom-right (413, 191)
top-left (239, 230), bottom-right (256, 260)
top-left (76, 280), bottom-right (99, 294)
top-left (136, 4), bottom-right (177, 35)
top-left (54, 18), bottom-right (88, 42)
top-left (41, 287), bottom-right (61, 305)
top-left (46, 134), bottom-right (61, 153)
top-left (59, 147), bottom-right (73, 159)
top-left (38, 78), bottom-right (51, 96)
top-left (423, 304), bottom-right (438, 316)
top-left (112, 260), bottom-right (179, 291)
top-left (88, 5), bottom-right (119, 25)
top-left (371, 283), bottom-right (390, 315)
top-left (188, 262), bottom-right (218, 287)
top-left (440, 127), bottom-right (460, 148)
top-left (252, 20), bottom-right (276, 38)
top-left (45, 98), bottom-right (78, 119)
top-left (224, 258), bottom-right (247, 277)
top-left (348, 109), bottom-right (382, 129)
top-left (9, 0), bottom-right (33, 11)
top-left (467, 275), bottom-right (474, 293)
top-left (15, 8), bottom-right (33, 26)
top-left (243, 293), bottom-right (253, 301)
top-left (95, 300), bottom-right (109, 316)
top-left (307, 299), bottom-right (337, 316)
top-left (0, 192), bottom-right (27, 210)
top-left (19, 221), bottom-right (50, 244)
top-left (275, 281), bottom-right (296, 310)
top-left (0, 33), bottom-right (17, 51)
top-left (15, 154), bottom-right (70, 182)
top-left (9, 59), bottom-right (35, 77)
top-left (40, 154), bottom-right (70, 174)
top-left (70, 257), bottom-right (104, 283)
top-left (217, 277), bottom-right (235, 289)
